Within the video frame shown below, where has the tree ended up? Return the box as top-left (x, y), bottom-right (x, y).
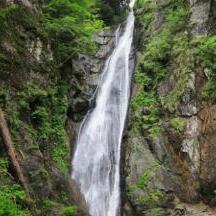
top-left (97, 0), bottom-right (127, 24)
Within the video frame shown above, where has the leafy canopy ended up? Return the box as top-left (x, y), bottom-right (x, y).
top-left (43, 0), bottom-right (103, 62)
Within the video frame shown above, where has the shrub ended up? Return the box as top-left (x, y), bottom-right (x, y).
top-left (60, 206), bottom-right (78, 216)
top-left (170, 117), bottom-right (187, 133)
top-left (0, 183), bottom-right (30, 216)
top-left (128, 162), bottom-right (163, 207)
top-left (193, 35), bottom-right (216, 101)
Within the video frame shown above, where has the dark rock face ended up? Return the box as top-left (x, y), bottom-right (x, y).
top-left (68, 98), bottom-right (90, 122)
top-left (65, 28), bottom-right (117, 150)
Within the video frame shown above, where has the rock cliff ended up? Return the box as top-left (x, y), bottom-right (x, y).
top-left (1, 0), bottom-right (216, 216)
top-left (124, 0), bottom-right (216, 215)
top-left (0, 0), bottom-right (115, 215)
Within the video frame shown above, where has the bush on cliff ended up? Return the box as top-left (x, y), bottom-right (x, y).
top-left (42, 0), bottom-right (103, 62)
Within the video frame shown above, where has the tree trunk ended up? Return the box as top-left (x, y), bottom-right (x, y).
top-left (0, 108), bottom-right (29, 196)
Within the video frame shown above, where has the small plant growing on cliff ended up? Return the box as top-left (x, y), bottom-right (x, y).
top-left (193, 35), bottom-right (216, 102)
top-left (149, 125), bottom-right (162, 139)
top-left (137, 162), bottom-right (159, 189)
top-left (170, 117), bottom-right (187, 133)
top-left (0, 160), bottom-right (30, 216)
top-left (128, 162), bottom-right (163, 207)
top-left (60, 206), bottom-right (78, 216)
top-left (202, 81), bottom-right (216, 102)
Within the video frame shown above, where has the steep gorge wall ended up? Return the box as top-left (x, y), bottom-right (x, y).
top-left (0, 0), bottom-right (87, 215)
top-left (2, 0), bottom-right (216, 215)
top-left (0, 0), bottom-right (117, 215)
top-left (124, 0), bottom-right (216, 215)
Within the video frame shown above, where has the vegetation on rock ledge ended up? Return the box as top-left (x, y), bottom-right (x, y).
top-left (0, 0), bottom-right (125, 215)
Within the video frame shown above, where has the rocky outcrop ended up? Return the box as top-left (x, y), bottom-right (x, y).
top-left (65, 29), bottom-right (117, 158)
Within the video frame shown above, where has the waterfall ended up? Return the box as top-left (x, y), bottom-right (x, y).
top-left (72, 7), bottom-right (135, 216)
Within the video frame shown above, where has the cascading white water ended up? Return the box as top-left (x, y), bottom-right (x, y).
top-left (72, 5), bottom-right (135, 216)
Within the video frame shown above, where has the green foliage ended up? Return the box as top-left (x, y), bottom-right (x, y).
top-left (145, 208), bottom-right (165, 216)
top-left (0, 4), bottom-right (17, 29)
top-left (139, 6), bottom-right (189, 84)
top-left (164, 34), bottom-right (193, 112)
top-left (32, 106), bottom-right (50, 140)
top-left (194, 35), bottom-right (216, 70)
top-left (131, 0), bottom-right (190, 141)
top-left (42, 0), bottom-right (103, 62)
top-left (137, 189), bottom-right (162, 206)
top-left (165, 6), bottom-right (189, 32)
top-left (202, 80), bottom-right (216, 101)
top-left (136, 162), bottom-right (159, 189)
top-left (136, 0), bottom-right (155, 9)
top-left (37, 198), bottom-right (78, 216)
top-left (0, 4), bottom-right (41, 41)
top-left (170, 117), bottom-right (187, 133)
top-left (193, 35), bottom-right (216, 101)
top-left (131, 90), bottom-right (161, 137)
top-left (0, 158), bottom-right (30, 216)
top-left (96, 0), bottom-right (126, 25)
top-left (131, 92), bottom-right (156, 111)
top-left (4, 81), bottom-right (70, 172)
top-left (37, 199), bottom-right (78, 216)
top-left (148, 126), bottom-right (162, 139)
top-left (0, 159), bottom-right (8, 176)
top-left (128, 162), bottom-right (163, 207)
top-left (0, 186), bottom-right (29, 216)
top-left (60, 206), bottom-right (78, 216)
top-left (50, 83), bottom-right (69, 172)
top-left (132, 68), bottom-right (161, 137)
top-left (0, 3), bottom-right (46, 84)
top-left (28, 82), bottom-right (70, 172)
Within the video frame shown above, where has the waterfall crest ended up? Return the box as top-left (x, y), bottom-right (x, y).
top-left (72, 8), bottom-right (135, 216)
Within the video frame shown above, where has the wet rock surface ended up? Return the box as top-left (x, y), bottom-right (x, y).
top-left (66, 28), bottom-right (117, 140)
